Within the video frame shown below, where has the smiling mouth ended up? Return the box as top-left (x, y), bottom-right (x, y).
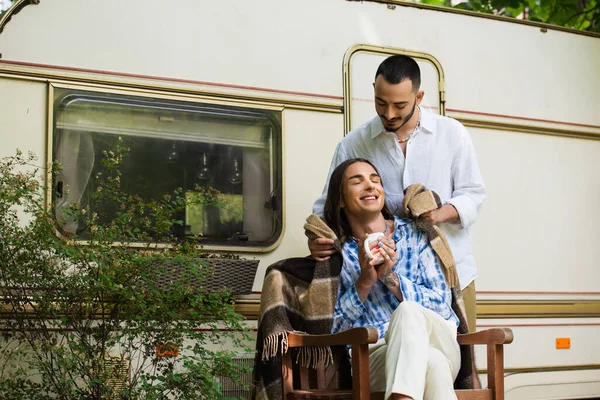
top-left (360, 195), bottom-right (378, 201)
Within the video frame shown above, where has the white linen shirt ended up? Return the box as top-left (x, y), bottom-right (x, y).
top-left (313, 108), bottom-right (486, 290)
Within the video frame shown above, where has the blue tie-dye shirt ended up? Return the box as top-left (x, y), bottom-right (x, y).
top-left (332, 216), bottom-right (458, 339)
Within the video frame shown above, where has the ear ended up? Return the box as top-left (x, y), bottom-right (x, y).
top-left (416, 90), bottom-right (425, 105)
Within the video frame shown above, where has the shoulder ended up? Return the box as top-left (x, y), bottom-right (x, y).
top-left (393, 216), bottom-right (426, 244)
top-left (340, 116), bottom-right (381, 147)
top-left (393, 216), bottom-right (418, 236)
top-left (393, 215), bottom-right (412, 228)
top-left (422, 109), bottom-right (469, 140)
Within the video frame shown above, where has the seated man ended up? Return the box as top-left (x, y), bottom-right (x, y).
top-left (324, 158), bottom-right (460, 400)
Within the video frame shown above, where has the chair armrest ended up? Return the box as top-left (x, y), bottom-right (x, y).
top-left (457, 328), bottom-right (514, 345)
top-left (287, 327), bottom-right (379, 348)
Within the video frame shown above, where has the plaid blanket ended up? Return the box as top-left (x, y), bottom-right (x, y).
top-left (253, 192), bottom-right (479, 399)
top-left (252, 215), bottom-right (345, 399)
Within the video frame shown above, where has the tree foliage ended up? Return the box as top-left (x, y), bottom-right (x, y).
top-left (0, 143), bottom-right (251, 399)
top-left (2, 0), bottom-right (598, 31)
top-left (422, 0), bottom-right (600, 32)
top-left (0, 1), bottom-right (14, 17)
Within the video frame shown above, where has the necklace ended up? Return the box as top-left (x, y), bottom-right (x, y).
top-left (351, 220), bottom-right (388, 243)
top-left (398, 106), bottom-right (421, 144)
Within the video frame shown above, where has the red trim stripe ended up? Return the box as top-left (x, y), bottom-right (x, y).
top-left (0, 59), bottom-right (344, 100)
top-left (478, 323), bottom-right (600, 328)
top-left (447, 107), bottom-right (600, 129)
top-left (249, 290), bottom-right (600, 296)
top-left (2, 60), bottom-right (598, 129)
top-left (478, 291), bottom-right (600, 295)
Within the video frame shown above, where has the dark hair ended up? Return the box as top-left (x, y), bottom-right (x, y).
top-left (375, 55), bottom-right (421, 91)
top-left (324, 158), bottom-right (393, 242)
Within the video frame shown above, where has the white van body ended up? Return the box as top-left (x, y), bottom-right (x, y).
top-left (1, 0), bottom-right (599, 398)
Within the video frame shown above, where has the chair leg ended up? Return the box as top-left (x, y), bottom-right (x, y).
top-left (282, 351), bottom-right (294, 399)
top-left (487, 344), bottom-right (504, 400)
top-left (351, 343), bottom-right (371, 400)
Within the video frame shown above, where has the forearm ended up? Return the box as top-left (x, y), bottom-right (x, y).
top-left (446, 190), bottom-right (485, 229)
top-left (355, 276), bottom-right (376, 303)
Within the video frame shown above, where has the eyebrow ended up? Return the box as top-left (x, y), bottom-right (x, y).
top-left (375, 96), bottom-right (409, 106)
top-left (347, 173), bottom-right (380, 181)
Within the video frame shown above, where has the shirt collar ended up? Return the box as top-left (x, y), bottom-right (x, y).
top-left (419, 106), bottom-right (435, 134)
top-left (369, 106), bottom-right (435, 139)
top-left (344, 216), bottom-right (410, 249)
top-left (393, 216), bottom-right (411, 227)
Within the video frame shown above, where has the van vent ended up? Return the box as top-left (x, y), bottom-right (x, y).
top-left (104, 355), bottom-right (130, 399)
top-left (218, 355), bottom-right (254, 399)
top-left (99, 354), bottom-right (254, 398)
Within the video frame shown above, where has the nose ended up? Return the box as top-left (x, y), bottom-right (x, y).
top-left (384, 107), bottom-right (395, 121)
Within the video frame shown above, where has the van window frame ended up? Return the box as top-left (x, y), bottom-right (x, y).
top-left (46, 83), bottom-right (285, 253)
top-left (342, 44), bottom-right (446, 135)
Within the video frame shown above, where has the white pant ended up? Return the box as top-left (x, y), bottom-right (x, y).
top-left (368, 301), bottom-right (461, 400)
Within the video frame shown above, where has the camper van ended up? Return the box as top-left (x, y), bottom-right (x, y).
top-left (1, 0), bottom-right (599, 398)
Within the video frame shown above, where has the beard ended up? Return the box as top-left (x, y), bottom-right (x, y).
top-left (380, 100), bottom-right (417, 133)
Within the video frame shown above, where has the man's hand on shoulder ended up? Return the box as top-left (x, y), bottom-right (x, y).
top-left (308, 237), bottom-right (337, 262)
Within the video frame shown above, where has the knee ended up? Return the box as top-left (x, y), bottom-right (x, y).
top-left (394, 301), bottom-right (422, 317)
top-left (390, 301), bottom-right (423, 326)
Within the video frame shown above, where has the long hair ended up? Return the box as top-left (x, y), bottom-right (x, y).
top-left (323, 158), bottom-right (393, 242)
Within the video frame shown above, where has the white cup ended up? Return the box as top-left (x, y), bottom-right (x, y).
top-left (364, 232), bottom-right (385, 265)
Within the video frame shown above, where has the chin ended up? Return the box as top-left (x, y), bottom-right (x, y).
top-left (367, 204), bottom-right (384, 213)
top-left (383, 123), bottom-right (400, 132)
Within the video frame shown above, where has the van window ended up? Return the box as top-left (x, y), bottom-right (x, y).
top-left (52, 88), bottom-right (282, 249)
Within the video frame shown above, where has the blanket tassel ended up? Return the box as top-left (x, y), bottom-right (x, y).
top-left (261, 332), bottom-right (289, 362)
top-left (296, 345), bottom-right (334, 369)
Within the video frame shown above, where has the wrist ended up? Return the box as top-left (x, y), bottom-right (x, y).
top-left (379, 271), bottom-right (399, 288)
top-left (439, 204), bottom-right (459, 224)
top-left (356, 275), bottom-right (377, 289)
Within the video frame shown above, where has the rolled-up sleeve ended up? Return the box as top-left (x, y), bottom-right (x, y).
top-left (446, 124), bottom-right (486, 230)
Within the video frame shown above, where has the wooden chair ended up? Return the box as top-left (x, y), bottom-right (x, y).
top-left (282, 326), bottom-right (513, 400)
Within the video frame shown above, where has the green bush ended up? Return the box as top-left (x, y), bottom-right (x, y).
top-left (0, 144), bottom-right (251, 400)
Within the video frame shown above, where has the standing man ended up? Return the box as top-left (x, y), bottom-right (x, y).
top-left (310, 55), bottom-right (485, 332)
